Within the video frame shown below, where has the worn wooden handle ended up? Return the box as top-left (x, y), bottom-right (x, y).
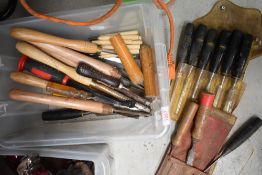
top-left (110, 34), bottom-right (144, 85)
top-left (31, 42), bottom-right (121, 78)
top-left (11, 27), bottom-right (98, 53)
top-left (140, 44), bottom-right (157, 97)
top-left (10, 72), bottom-right (48, 89)
top-left (16, 42), bottom-right (93, 86)
top-left (9, 89), bottom-right (113, 114)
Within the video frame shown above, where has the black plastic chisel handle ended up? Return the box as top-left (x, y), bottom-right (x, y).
top-left (221, 116), bottom-right (262, 157)
top-left (221, 30), bottom-right (243, 75)
top-left (42, 109), bottom-right (86, 121)
top-left (177, 23), bottom-right (194, 64)
top-left (209, 31), bottom-right (232, 73)
top-left (77, 62), bottom-right (120, 88)
top-left (197, 29), bottom-right (217, 69)
top-left (231, 34), bottom-right (253, 78)
top-left (188, 24), bottom-right (208, 66)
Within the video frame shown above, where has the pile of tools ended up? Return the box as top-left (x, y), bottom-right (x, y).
top-left (8, 27), bottom-right (158, 121)
top-left (170, 23), bottom-right (253, 121)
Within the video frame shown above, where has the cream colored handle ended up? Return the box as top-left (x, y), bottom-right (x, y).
top-left (92, 40), bottom-right (143, 45)
top-left (10, 72), bottom-right (48, 89)
top-left (99, 34), bottom-right (141, 41)
top-left (102, 45), bottom-right (140, 50)
top-left (31, 42), bottom-right (121, 78)
top-left (11, 27), bottom-right (98, 53)
top-left (9, 89), bottom-right (113, 114)
top-left (16, 42), bottom-right (93, 86)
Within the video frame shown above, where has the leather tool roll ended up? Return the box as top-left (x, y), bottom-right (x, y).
top-left (9, 89), bottom-right (113, 114)
top-left (110, 34), bottom-right (144, 85)
top-left (139, 44), bottom-right (157, 97)
top-left (11, 27), bottom-right (99, 53)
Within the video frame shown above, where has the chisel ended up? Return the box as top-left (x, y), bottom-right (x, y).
top-left (206, 31), bottom-right (232, 93)
top-left (191, 29), bottom-right (217, 101)
top-left (9, 89), bottom-right (150, 117)
top-left (16, 41), bottom-right (129, 101)
top-left (223, 34), bottom-right (253, 113)
top-left (10, 27), bottom-right (115, 54)
top-left (204, 116), bottom-right (262, 172)
top-left (213, 30), bottom-right (243, 108)
top-left (18, 55), bottom-right (134, 108)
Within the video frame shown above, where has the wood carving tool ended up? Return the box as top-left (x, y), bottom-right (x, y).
top-left (15, 41), bottom-right (129, 101)
top-left (223, 34), bottom-right (253, 113)
top-left (98, 34), bottom-right (141, 41)
top-left (171, 24), bottom-right (207, 120)
top-left (92, 40), bottom-right (142, 46)
top-left (213, 30), bottom-right (243, 108)
top-left (204, 116), bottom-right (262, 172)
top-left (10, 27), bottom-right (115, 54)
top-left (139, 44), bottom-right (157, 98)
top-left (30, 42), bottom-right (121, 78)
top-left (9, 89), bottom-right (150, 117)
top-left (191, 29), bottom-right (217, 101)
top-left (10, 72), bottom-right (93, 100)
top-left (206, 31), bottom-right (232, 93)
top-left (110, 33), bottom-right (144, 85)
top-left (186, 92), bottom-right (215, 165)
top-left (17, 55), bottom-right (134, 107)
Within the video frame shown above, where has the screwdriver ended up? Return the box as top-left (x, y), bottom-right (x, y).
top-left (204, 116), bottom-right (262, 172)
top-left (223, 34), bottom-right (253, 113)
top-left (213, 30), bottom-right (243, 108)
top-left (191, 29), bottom-right (217, 101)
top-left (18, 55), bottom-right (134, 108)
top-left (206, 31), bottom-right (232, 93)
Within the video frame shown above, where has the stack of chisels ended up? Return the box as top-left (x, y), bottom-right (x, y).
top-left (8, 27), bottom-right (159, 121)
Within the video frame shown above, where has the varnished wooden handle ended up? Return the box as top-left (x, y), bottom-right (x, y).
top-left (92, 40), bottom-right (142, 45)
top-left (10, 72), bottom-right (48, 89)
top-left (31, 42), bottom-right (121, 78)
top-left (110, 34), bottom-right (144, 85)
top-left (16, 42), bottom-right (93, 86)
top-left (99, 34), bottom-right (141, 41)
top-left (11, 27), bottom-right (98, 53)
top-left (9, 89), bottom-right (113, 114)
top-left (139, 44), bottom-right (157, 97)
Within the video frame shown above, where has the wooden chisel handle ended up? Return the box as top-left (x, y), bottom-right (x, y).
top-left (9, 89), bottom-right (113, 114)
top-left (31, 42), bottom-right (121, 78)
top-left (11, 27), bottom-right (99, 53)
top-left (139, 44), bottom-right (157, 97)
top-left (16, 41), bottom-right (93, 86)
top-left (110, 34), bottom-right (144, 85)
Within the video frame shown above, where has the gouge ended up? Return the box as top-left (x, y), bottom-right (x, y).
top-left (110, 34), bottom-right (144, 85)
top-left (17, 55), bottom-right (134, 108)
top-left (223, 34), bottom-right (253, 113)
top-left (16, 41), bottom-right (128, 101)
top-left (9, 89), bottom-right (150, 117)
top-left (206, 31), bottom-right (232, 93)
top-left (204, 116), bottom-right (262, 172)
top-left (10, 72), bottom-right (93, 100)
top-left (10, 27), bottom-right (114, 54)
top-left (30, 42), bottom-right (121, 78)
top-left (213, 30), bottom-right (243, 108)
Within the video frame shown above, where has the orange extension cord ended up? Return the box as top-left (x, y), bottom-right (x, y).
top-left (19, 0), bottom-right (176, 80)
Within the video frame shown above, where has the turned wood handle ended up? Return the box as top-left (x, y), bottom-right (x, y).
top-left (9, 89), bottom-right (113, 114)
top-left (31, 42), bottom-right (121, 78)
top-left (99, 34), bottom-right (141, 41)
top-left (139, 44), bottom-right (157, 97)
top-left (110, 34), bottom-right (144, 85)
top-left (16, 42), bottom-right (93, 86)
top-left (11, 27), bottom-right (98, 53)
top-left (10, 72), bottom-right (48, 89)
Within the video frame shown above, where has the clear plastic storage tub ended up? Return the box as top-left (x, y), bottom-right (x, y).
top-left (0, 2), bottom-right (170, 147)
top-left (0, 144), bottom-right (111, 175)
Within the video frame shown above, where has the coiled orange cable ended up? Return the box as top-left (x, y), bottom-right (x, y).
top-left (19, 0), bottom-right (176, 79)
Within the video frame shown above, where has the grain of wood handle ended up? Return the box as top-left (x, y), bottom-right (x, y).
top-left (139, 44), bottom-right (157, 97)
top-left (31, 42), bottom-right (121, 78)
top-left (10, 72), bottom-right (48, 89)
top-left (9, 89), bottom-right (113, 114)
top-left (16, 41), bottom-right (93, 86)
top-left (11, 27), bottom-right (98, 53)
top-left (110, 34), bottom-right (143, 85)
